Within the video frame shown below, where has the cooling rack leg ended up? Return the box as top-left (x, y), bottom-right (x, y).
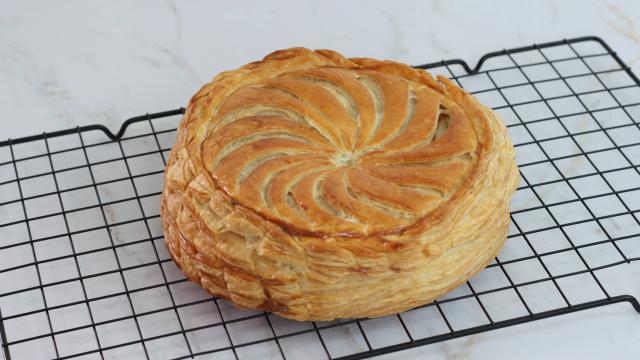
top-left (623, 295), bottom-right (640, 313)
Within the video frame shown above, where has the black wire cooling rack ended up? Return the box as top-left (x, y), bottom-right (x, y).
top-left (1, 36), bottom-right (639, 360)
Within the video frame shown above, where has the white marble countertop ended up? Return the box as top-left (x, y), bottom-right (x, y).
top-left (1, 1), bottom-right (640, 359)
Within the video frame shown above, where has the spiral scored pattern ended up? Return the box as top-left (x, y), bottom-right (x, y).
top-left (202, 67), bottom-right (477, 236)
top-left (161, 48), bottom-right (519, 320)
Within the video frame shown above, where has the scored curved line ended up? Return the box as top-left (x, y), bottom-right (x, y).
top-left (292, 68), bottom-right (381, 147)
top-left (211, 131), bottom-right (325, 167)
top-left (372, 89), bottom-right (416, 151)
top-left (273, 165), bottom-right (333, 221)
top-left (312, 172), bottom-right (363, 225)
top-left (375, 91), bottom-right (443, 155)
top-left (261, 168), bottom-right (284, 209)
top-left (360, 108), bottom-right (452, 163)
top-left (210, 116), bottom-right (332, 149)
top-left (213, 105), bottom-right (307, 133)
top-left (297, 76), bottom-right (362, 150)
top-left (358, 167), bottom-right (446, 200)
top-left (361, 158), bottom-right (473, 198)
top-left (344, 179), bottom-right (417, 221)
top-left (256, 85), bottom-right (348, 149)
top-left (237, 151), bottom-right (298, 191)
top-left (322, 169), bottom-right (402, 225)
top-left (298, 76), bottom-right (360, 119)
top-left (210, 103), bottom-right (343, 150)
top-left (357, 76), bottom-right (385, 147)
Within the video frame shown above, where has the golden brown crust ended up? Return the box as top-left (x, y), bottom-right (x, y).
top-left (161, 47), bottom-right (519, 320)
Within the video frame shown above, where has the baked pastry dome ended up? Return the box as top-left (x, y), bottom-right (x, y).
top-left (161, 48), bottom-right (519, 321)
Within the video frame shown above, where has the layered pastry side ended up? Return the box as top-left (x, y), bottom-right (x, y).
top-left (161, 48), bottom-right (519, 321)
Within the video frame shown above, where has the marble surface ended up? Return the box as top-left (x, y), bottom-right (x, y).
top-left (1, 1), bottom-right (640, 359)
top-left (3, 0), bottom-right (640, 139)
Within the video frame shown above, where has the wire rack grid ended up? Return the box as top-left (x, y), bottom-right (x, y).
top-left (0, 36), bottom-right (639, 360)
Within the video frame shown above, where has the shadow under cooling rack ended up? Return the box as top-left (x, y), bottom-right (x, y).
top-left (1, 36), bottom-right (640, 360)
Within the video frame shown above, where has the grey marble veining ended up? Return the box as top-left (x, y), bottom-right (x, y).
top-left (1, 1), bottom-right (640, 359)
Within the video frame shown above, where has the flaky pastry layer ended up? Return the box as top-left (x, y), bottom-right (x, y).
top-left (161, 48), bottom-right (519, 320)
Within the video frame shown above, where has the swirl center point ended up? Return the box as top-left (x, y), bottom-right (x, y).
top-left (332, 152), bottom-right (358, 167)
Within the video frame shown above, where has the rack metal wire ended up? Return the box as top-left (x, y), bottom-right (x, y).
top-left (1, 36), bottom-right (639, 360)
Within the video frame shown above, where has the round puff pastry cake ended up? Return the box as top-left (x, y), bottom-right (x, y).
top-left (161, 48), bottom-right (519, 321)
